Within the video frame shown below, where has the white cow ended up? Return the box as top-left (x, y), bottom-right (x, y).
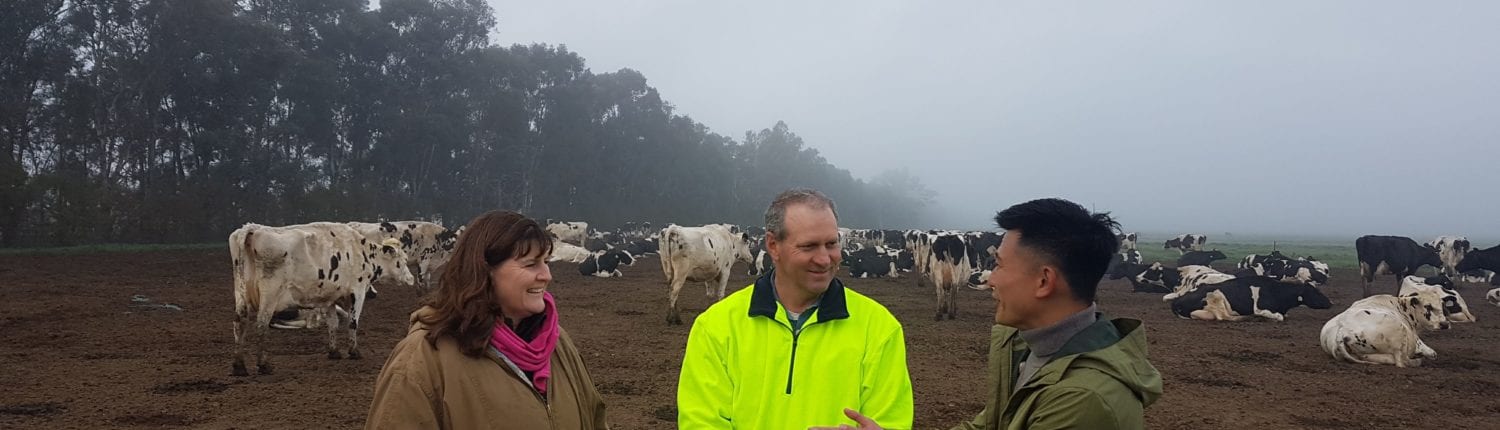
top-left (1398, 275), bottom-right (1475, 323)
top-left (661, 225), bottom-right (753, 325)
top-left (1160, 265), bottom-right (1236, 302)
top-left (1487, 288), bottom-right (1500, 306)
top-left (230, 222), bottom-right (415, 375)
top-left (349, 221), bottom-right (458, 290)
top-left (546, 221), bottom-right (589, 246)
top-left (1320, 287), bottom-right (1451, 368)
top-left (549, 240), bottom-right (594, 263)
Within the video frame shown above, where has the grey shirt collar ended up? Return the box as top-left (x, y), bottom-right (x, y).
top-left (1018, 303), bottom-right (1099, 359)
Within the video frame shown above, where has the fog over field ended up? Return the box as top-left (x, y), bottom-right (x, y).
top-left (489, 0), bottom-right (1500, 238)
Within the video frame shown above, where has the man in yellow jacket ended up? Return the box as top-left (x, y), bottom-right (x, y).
top-left (677, 188), bottom-right (913, 429)
top-left (952, 198), bottom-right (1163, 430)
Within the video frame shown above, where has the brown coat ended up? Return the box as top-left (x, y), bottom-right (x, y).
top-left (366, 307), bottom-right (609, 429)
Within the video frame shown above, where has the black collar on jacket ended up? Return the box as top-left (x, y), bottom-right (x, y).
top-left (748, 269), bottom-right (850, 322)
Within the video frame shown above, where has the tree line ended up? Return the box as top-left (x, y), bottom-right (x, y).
top-left (1, 0), bottom-right (934, 247)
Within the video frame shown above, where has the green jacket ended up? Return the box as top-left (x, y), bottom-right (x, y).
top-left (677, 273), bottom-right (914, 429)
top-left (952, 318), bottom-right (1162, 430)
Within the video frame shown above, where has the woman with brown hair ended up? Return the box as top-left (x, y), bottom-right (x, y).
top-left (367, 211), bottom-right (608, 429)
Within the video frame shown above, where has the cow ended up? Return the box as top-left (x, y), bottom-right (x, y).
top-left (624, 237), bottom-right (660, 256)
top-left (1164, 234), bottom-right (1207, 254)
top-left (881, 229), bottom-right (908, 250)
top-left (1399, 275), bottom-right (1474, 323)
top-left (545, 221), bottom-right (589, 246)
top-left (348, 221), bottom-right (457, 290)
top-left (846, 246), bottom-right (907, 279)
top-left (1159, 265), bottom-right (1237, 302)
top-left (926, 234), bottom-right (974, 320)
top-left (903, 230), bottom-right (934, 274)
top-left (579, 249), bottom-right (636, 278)
top-left (1106, 262), bottom-right (1170, 293)
top-left (1177, 250), bottom-right (1227, 267)
top-left (1320, 288), bottom-right (1451, 367)
top-left (1170, 276), bottom-right (1332, 321)
top-left (1116, 232), bottom-right (1139, 251)
top-left (1245, 258), bottom-right (1330, 287)
top-left (746, 244), bottom-right (775, 277)
top-left (1460, 269), bottom-right (1495, 284)
top-left (548, 240), bottom-right (593, 263)
top-left (1488, 288), bottom-right (1500, 306)
top-left (660, 225), bottom-right (754, 325)
top-left (1428, 236), bottom-right (1472, 277)
top-left (230, 222), bottom-right (415, 376)
top-left (620, 221), bottom-right (654, 240)
top-left (1455, 244), bottom-right (1500, 276)
top-left (1356, 235), bottom-right (1444, 297)
top-left (1238, 251), bottom-right (1289, 269)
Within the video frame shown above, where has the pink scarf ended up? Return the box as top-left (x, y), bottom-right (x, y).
top-left (489, 292), bottom-right (560, 395)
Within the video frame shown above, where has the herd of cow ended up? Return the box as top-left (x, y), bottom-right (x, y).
top-left (225, 219), bottom-right (1500, 376)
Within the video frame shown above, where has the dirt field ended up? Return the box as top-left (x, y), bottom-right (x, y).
top-left (3, 248), bottom-right (1500, 429)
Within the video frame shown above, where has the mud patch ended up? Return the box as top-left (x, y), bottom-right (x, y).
top-left (1177, 376), bottom-right (1251, 388)
top-left (1212, 349), bottom-right (1282, 363)
top-left (596, 380), bottom-right (643, 396)
top-left (652, 405), bottom-right (677, 422)
top-left (111, 413), bottom-right (195, 426)
top-left (0, 402), bottom-right (65, 417)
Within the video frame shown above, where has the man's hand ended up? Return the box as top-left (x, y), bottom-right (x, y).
top-left (808, 408), bottom-right (882, 430)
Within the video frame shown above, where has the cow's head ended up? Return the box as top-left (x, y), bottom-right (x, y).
top-left (1486, 288), bottom-right (1500, 307)
top-left (1205, 250), bottom-right (1227, 261)
top-left (1408, 275), bottom-right (1474, 323)
top-left (437, 228), bottom-right (459, 251)
top-left (374, 237), bottom-right (416, 286)
top-left (615, 249), bottom-right (636, 267)
top-left (1296, 284), bottom-right (1333, 309)
top-left (1397, 286), bottom-right (1453, 330)
top-left (734, 232), bottom-right (754, 264)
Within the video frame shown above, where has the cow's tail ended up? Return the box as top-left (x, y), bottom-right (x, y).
top-left (659, 227), bottom-right (678, 282)
top-left (1321, 323), bottom-right (1359, 364)
top-left (240, 227), bottom-right (261, 315)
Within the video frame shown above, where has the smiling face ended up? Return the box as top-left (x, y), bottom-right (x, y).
top-left (987, 231), bottom-right (1047, 327)
top-left (490, 246), bottom-right (553, 320)
top-left (766, 203), bottom-right (842, 295)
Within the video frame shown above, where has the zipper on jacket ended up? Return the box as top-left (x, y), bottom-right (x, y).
top-left (785, 330), bottom-right (800, 394)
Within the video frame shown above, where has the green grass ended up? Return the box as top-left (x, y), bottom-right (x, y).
top-left (0, 243), bottom-right (223, 256)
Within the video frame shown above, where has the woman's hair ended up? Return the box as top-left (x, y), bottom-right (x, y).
top-left (419, 211), bottom-right (553, 356)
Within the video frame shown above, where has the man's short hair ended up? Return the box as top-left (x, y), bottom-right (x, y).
top-left (994, 198), bottom-right (1120, 303)
top-left (764, 188), bottom-right (837, 241)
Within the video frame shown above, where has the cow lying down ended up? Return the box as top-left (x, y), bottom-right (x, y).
top-left (1169, 276), bottom-right (1331, 321)
top-left (1321, 282), bottom-right (1452, 367)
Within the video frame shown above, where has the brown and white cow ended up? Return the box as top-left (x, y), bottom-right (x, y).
top-left (229, 222), bottom-right (415, 376)
top-left (660, 225), bottom-right (753, 325)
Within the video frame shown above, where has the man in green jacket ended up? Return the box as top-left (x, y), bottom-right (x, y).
top-left (951, 198), bottom-right (1163, 430)
top-left (677, 188), bottom-right (914, 429)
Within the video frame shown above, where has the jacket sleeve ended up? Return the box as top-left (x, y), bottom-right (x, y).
top-left (366, 340), bottom-right (441, 430)
top-left (861, 324), bottom-right (914, 430)
top-left (950, 326), bottom-right (1007, 430)
top-left (1022, 387), bottom-right (1121, 430)
top-left (677, 313), bottom-right (733, 429)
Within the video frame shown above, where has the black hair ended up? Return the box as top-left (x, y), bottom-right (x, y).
top-left (994, 198), bottom-right (1120, 303)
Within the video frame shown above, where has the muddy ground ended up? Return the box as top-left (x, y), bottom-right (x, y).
top-left (3, 249), bottom-right (1499, 429)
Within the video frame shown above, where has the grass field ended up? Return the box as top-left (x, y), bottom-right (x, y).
top-left (0, 243), bottom-right (222, 256)
top-left (1131, 234), bottom-right (1362, 270)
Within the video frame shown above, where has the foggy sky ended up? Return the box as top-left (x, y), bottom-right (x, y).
top-left (486, 0), bottom-right (1500, 242)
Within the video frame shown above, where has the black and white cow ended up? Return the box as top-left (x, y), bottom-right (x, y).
top-left (746, 244), bottom-right (775, 277)
top-left (881, 229), bottom-right (908, 250)
top-left (926, 234), bottom-right (973, 320)
top-left (1116, 232), bottom-right (1139, 251)
top-left (579, 249), bottom-right (636, 278)
top-left (1170, 276), bottom-right (1332, 321)
top-left (1398, 275), bottom-right (1474, 323)
top-left (1455, 244), bottom-right (1500, 277)
top-left (1107, 261), bottom-right (1171, 293)
top-left (1356, 235), bottom-right (1444, 297)
top-left (1164, 234), bottom-right (1207, 254)
top-left (846, 246), bottom-right (905, 278)
top-left (1246, 258), bottom-right (1330, 287)
top-left (1238, 251), bottom-right (1290, 269)
top-left (624, 238), bottom-right (659, 256)
top-left (1428, 236), bottom-right (1472, 277)
top-left (1177, 250), bottom-right (1227, 267)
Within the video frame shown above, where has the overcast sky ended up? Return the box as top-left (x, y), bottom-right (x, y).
top-left (485, 0), bottom-right (1499, 242)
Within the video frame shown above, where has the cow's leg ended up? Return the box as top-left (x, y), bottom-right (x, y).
top-left (1189, 309), bottom-right (1219, 321)
top-left (714, 274), bottom-right (729, 302)
top-left (667, 278), bottom-right (685, 325)
top-left (347, 292), bottom-right (367, 359)
top-left (254, 304), bottom-right (276, 375)
top-left (326, 305), bottom-right (343, 359)
top-left (1415, 339), bottom-right (1437, 358)
top-left (948, 283), bottom-right (960, 320)
top-left (232, 307), bottom-right (251, 376)
top-left (1359, 262), bottom-right (1373, 297)
top-left (933, 279), bottom-right (946, 321)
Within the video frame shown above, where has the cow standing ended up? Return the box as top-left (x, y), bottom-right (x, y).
top-left (1164, 234), bottom-right (1207, 254)
top-left (660, 225), bottom-right (754, 325)
top-left (926, 234), bottom-right (973, 320)
top-left (348, 221), bottom-right (457, 290)
top-left (1428, 236), bottom-right (1472, 277)
top-left (1355, 235), bottom-right (1444, 297)
top-left (230, 222), bottom-right (415, 376)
